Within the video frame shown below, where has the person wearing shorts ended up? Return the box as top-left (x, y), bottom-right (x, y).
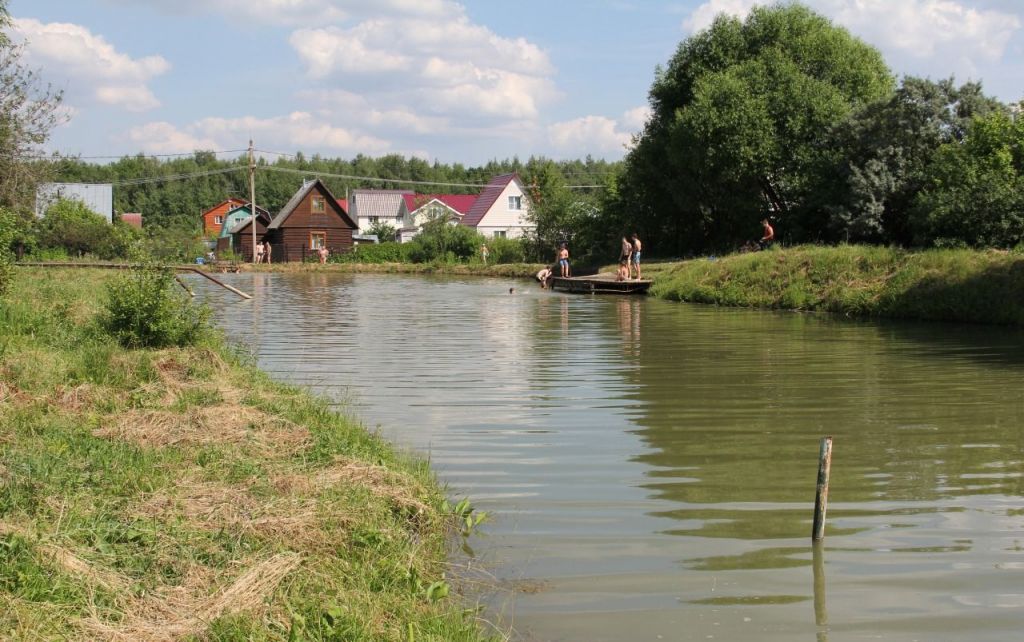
top-left (630, 233), bottom-right (642, 280)
top-left (557, 243), bottom-right (570, 277)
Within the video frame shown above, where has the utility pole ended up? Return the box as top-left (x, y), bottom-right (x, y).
top-left (248, 139), bottom-right (257, 264)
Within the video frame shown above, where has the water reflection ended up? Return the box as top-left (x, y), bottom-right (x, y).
top-left (197, 272), bottom-right (1024, 642)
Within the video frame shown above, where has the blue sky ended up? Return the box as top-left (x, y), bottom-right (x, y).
top-left (9, 0), bottom-right (1024, 165)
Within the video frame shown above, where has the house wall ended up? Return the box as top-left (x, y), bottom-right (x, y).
top-left (202, 199), bottom-right (247, 236)
top-left (36, 183), bottom-right (114, 223)
top-left (474, 182), bottom-right (533, 238)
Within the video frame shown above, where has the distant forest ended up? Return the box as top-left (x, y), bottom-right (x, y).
top-left (40, 152), bottom-right (622, 232)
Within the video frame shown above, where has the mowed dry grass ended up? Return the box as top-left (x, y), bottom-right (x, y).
top-left (0, 268), bottom-right (494, 641)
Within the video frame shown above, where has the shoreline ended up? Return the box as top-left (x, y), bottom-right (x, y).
top-left (0, 267), bottom-right (497, 640)
top-left (642, 245), bottom-right (1024, 326)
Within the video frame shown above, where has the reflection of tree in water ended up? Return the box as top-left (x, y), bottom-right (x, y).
top-left (621, 304), bottom-right (1024, 546)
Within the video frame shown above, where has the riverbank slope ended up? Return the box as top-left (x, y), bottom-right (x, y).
top-left (0, 268), bottom-right (494, 640)
top-left (645, 245), bottom-right (1024, 325)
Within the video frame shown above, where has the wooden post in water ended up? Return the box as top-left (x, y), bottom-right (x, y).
top-left (812, 436), bottom-right (833, 541)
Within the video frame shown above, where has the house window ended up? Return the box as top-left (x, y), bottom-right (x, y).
top-left (369, 216), bottom-right (379, 224)
top-left (214, 215), bottom-right (223, 225)
top-left (310, 232), bottom-right (326, 249)
top-left (508, 195), bottom-right (522, 210)
top-left (493, 230), bottom-right (507, 238)
top-left (312, 196), bottom-right (325, 213)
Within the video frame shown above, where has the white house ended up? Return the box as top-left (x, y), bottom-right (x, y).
top-left (460, 173), bottom-right (533, 239)
top-left (349, 189), bottom-right (412, 235)
top-left (396, 194), bottom-right (478, 243)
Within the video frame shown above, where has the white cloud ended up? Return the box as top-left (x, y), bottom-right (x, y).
top-left (12, 17), bottom-right (170, 112)
top-left (683, 1), bottom-right (1022, 75)
top-left (128, 122), bottom-right (219, 153)
top-left (548, 115), bottom-right (632, 155)
top-left (107, 0), bottom-right (456, 26)
top-left (301, 89), bottom-right (448, 134)
top-left (620, 106), bottom-right (651, 131)
top-left (683, 0), bottom-right (758, 32)
top-left (128, 113), bottom-right (392, 155)
top-left (288, 6), bottom-right (558, 122)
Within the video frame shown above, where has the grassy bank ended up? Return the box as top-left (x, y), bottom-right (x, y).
top-left (0, 268), bottom-right (495, 640)
top-left (644, 245), bottom-right (1024, 325)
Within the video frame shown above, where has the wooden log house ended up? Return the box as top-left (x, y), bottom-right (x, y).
top-left (265, 179), bottom-right (357, 262)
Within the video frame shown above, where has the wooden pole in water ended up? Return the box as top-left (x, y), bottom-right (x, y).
top-left (812, 436), bottom-right (833, 541)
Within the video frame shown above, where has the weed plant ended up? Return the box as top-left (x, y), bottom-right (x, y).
top-left (100, 263), bottom-right (210, 348)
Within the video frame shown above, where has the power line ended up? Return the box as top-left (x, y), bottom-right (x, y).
top-left (14, 149), bottom-right (248, 161)
top-left (259, 165), bottom-right (490, 189)
top-left (260, 165), bottom-right (603, 189)
top-left (106, 166), bottom-right (247, 187)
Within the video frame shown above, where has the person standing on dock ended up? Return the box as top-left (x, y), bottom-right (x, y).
top-left (558, 243), bottom-right (570, 277)
top-left (620, 236), bottom-right (632, 263)
top-left (630, 233), bottom-right (642, 280)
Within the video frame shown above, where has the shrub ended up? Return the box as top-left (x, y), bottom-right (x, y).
top-left (407, 221), bottom-right (482, 263)
top-left (100, 264), bottom-right (210, 348)
top-left (332, 241), bottom-right (412, 264)
top-left (485, 236), bottom-right (528, 263)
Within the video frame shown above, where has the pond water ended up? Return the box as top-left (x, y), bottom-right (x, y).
top-left (201, 272), bottom-right (1024, 642)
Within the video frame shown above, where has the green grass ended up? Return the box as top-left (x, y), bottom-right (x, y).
top-left (0, 268), bottom-right (498, 641)
top-left (642, 245), bottom-right (1024, 325)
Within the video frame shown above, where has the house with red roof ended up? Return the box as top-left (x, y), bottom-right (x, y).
top-left (460, 173), bottom-right (533, 239)
top-left (396, 193), bottom-right (478, 242)
top-left (200, 197), bottom-right (249, 236)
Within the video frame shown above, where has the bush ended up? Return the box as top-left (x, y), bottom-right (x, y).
top-left (485, 236), bottom-right (528, 263)
top-left (331, 241), bottom-right (412, 264)
top-left (407, 221), bottom-right (482, 263)
top-left (100, 264), bottom-right (210, 348)
top-left (0, 208), bottom-right (17, 296)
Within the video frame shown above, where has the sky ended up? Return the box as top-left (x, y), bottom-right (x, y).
top-left (8, 0), bottom-right (1024, 166)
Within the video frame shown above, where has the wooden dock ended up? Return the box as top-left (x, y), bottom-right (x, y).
top-left (550, 273), bottom-right (652, 295)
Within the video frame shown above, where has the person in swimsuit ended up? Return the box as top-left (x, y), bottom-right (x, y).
top-left (537, 266), bottom-right (553, 288)
top-left (558, 243), bottom-right (570, 277)
top-left (254, 240), bottom-right (264, 264)
top-left (264, 240), bottom-right (272, 264)
top-left (758, 219), bottom-right (774, 250)
top-left (630, 233), bottom-right (642, 280)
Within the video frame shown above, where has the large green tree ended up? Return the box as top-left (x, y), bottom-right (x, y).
top-left (619, 2), bottom-right (893, 254)
top-left (820, 78), bottom-right (1003, 244)
top-left (0, 0), bottom-right (63, 212)
top-left (910, 111), bottom-right (1024, 248)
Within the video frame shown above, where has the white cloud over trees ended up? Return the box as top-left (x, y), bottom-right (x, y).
top-left (683, 0), bottom-right (1021, 81)
top-left (12, 17), bottom-right (169, 111)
